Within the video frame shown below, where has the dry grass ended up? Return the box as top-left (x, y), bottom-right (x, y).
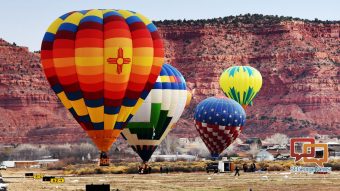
top-left (63, 160), bottom-right (340, 175)
top-left (2, 168), bottom-right (340, 191)
top-left (63, 161), bottom-right (207, 175)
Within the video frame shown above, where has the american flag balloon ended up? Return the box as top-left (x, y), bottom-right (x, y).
top-left (194, 97), bottom-right (246, 157)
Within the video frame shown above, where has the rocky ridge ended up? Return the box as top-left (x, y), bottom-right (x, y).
top-left (0, 15), bottom-right (339, 143)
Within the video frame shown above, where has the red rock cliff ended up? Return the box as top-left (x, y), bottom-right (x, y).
top-left (0, 16), bottom-right (339, 143)
top-left (0, 39), bottom-right (85, 143)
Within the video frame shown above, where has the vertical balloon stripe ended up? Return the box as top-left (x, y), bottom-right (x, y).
top-left (123, 10), bottom-right (164, 121)
top-left (115, 11), bottom-right (154, 127)
top-left (171, 66), bottom-right (187, 123)
top-left (124, 16), bottom-right (153, 100)
top-left (75, 10), bottom-right (105, 129)
top-left (41, 18), bottom-right (63, 87)
top-left (41, 14), bottom-right (95, 130)
top-left (53, 12), bottom-right (92, 121)
top-left (164, 65), bottom-right (179, 118)
top-left (41, 18), bottom-right (75, 110)
top-left (123, 64), bottom-right (186, 162)
top-left (103, 10), bottom-right (133, 130)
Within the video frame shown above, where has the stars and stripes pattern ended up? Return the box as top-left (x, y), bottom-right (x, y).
top-left (194, 97), bottom-right (246, 157)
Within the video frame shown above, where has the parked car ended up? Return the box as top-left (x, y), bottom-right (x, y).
top-left (30, 165), bottom-right (41, 168)
top-left (0, 183), bottom-right (7, 191)
top-left (0, 177), bottom-right (7, 191)
top-left (0, 166), bottom-right (6, 170)
top-left (206, 162), bottom-right (218, 173)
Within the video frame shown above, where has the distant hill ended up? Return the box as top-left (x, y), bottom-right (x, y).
top-left (0, 14), bottom-right (339, 143)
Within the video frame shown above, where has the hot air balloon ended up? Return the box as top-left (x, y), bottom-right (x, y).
top-left (121, 64), bottom-right (187, 162)
top-left (41, 9), bottom-right (164, 166)
top-left (194, 97), bottom-right (246, 158)
top-left (185, 90), bottom-right (192, 108)
top-left (219, 66), bottom-right (262, 108)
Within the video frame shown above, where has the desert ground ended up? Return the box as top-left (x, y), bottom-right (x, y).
top-left (1, 168), bottom-right (340, 191)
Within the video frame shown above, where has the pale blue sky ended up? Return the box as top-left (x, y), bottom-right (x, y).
top-left (0, 0), bottom-right (339, 51)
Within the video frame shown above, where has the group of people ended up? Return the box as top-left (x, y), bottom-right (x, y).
top-left (159, 166), bottom-right (170, 174)
top-left (234, 162), bottom-right (257, 176)
top-left (138, 163), bottom-right (152, 174)
top-left (138, 164), bottom-right (172, 174)
top-left (243, 163), bottom-right (257, 172)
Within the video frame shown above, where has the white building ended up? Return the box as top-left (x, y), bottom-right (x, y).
top-left (256, 150), bottom-right (274, 162)
top-left (150, 154), bottom-right (197, 162)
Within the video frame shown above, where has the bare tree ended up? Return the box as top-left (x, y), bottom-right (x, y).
top-left (223, 138), bottom-right (242, 156)
top-left (186, 138), bottom-right (210, 157)
top-left (264, 133), bottom-right (289, 146)
top-left (9, 144), bottom-right (50, 160)
top-left (248, 143), bottom-right (260, 159)
top-left (157, 135), bottom-right (179, 155)
top-left (73, 143), bottom-right (97, 160)
top-left (47, 144), bottom-right (72, 159)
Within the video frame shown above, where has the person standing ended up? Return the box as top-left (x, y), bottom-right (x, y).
top-left (243, 163), bottom-right (248, 172)
top-left (234, 166), bottom-right (240, 176)
top-left (251, 163), bottom-right (256, 172)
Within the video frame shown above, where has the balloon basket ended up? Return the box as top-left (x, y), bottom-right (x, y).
top-left (99, 152), bottom-right (110, 166)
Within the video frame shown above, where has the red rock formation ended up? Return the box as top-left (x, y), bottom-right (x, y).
top-left (0, 38), bottom-right (85, 143)
top-left (158, 19), bottom-right (340, 138)
top-left (0, 16), bottom-right (339, 143)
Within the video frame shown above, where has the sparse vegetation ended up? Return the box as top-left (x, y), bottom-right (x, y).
top-left (6, 167), bottom-right (340, 191)
top-left (63, 161), bottom-right (207, 175)
top-left (283, 117), bottom-right (294, 123)
top-left (61, 159), bottom-right (340, 175)
top-left (0, 143), bottom-right (101, 162)
top-left (155, 14), bottom-right (340, 27)
top-left (264, 133), bottom-right (289, 146)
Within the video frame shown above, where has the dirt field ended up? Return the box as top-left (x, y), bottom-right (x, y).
top-left (1, 168), bottom-right (340, 191)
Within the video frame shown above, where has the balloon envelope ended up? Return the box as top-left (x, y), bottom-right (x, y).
top-left (122, 64), bottom-right (187, 162)
top-left (219, 66), bottom-right (262, 107)
top-left (41, 9), bottom-right (164, 152)
top-left (194, 97), bottom-right (246, 157)
top-left (185, 90), bottom-right (192, 108)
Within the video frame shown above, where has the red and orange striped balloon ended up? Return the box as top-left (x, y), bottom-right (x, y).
top-left (41, 9), bottom-right (164, 152)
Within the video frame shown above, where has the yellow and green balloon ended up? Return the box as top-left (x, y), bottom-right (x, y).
top-left (219, 66), bottom-right (262, 108)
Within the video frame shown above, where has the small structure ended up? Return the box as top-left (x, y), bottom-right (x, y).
top-left (1, 161), bottom-right (15, 168)
top-left (218, 159), bottom-right (235, 172)
top-left (178, 138), bottom-right (190, 145)
top-left (1, 161), bottom-right (39, 168)
top-left (262, 144), bottom-right (287, 150)
top-left (327, 142), bottom-right (340, 159)
top-left (206, 158), bottom-right (235, 173)
top-left (256, 150), bottom-right (274, 162)
top-left (1, 159), bottom-right (59, 168)
top-left (34, 159), bottom-right (59, 167)
top-left (150, 154), bottom-right (196, 162)
top-left (245, 138), bottom-right (262, 147)
top-left (266, 149), bottom-right (291, 160)
top-left (86, 184), bottom-right (110, 191)
top-left (238, 143), bottom-right (251, 150)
